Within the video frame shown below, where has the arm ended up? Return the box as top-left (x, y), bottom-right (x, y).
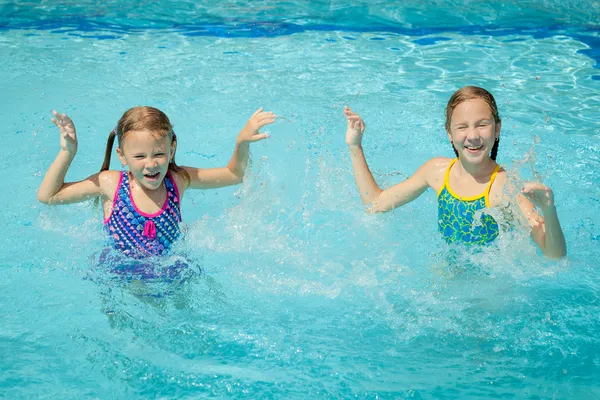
top-left (184, 107), bottom-right (276, 190)
top-left (344, 106), bottom-right (430, 213)
top-left (37, 111), bottom-right (104, 204)
top-left (517, 183), bottom-right (567, 259)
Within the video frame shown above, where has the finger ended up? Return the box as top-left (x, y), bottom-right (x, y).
top-left (251, 133), bottom-right (269, 142)
top-left (251, 107), bottom-right (264, 118)
top-left (521, 189), bottom-right (536, 200)
top-left (522, 181), bottom-right (535, 191)
top-left (524, 181), bottom-right (547, 189)
top-left (256, 120), bottom-right (276, 129)
top-left (257, 116), bottom-right (277, 125)
top-left (257, 113), bottom-right (276, 122)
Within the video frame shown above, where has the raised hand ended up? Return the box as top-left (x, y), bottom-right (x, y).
top-left (344, 106), bottom-right (365, 146)
top-left (52, 110), bottom-right (77, 154)
top-left (522, 182), bottom-right (555, 213)
top-left (237, 107), bottom-right (276, 144)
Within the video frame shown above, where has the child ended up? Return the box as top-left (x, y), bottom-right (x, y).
top-left (344, 86), bottom-right (566, 259)
top-left (38, 106), bottom-right (275, 260)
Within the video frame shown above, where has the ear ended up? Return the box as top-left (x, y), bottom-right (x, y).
top-left (446, 129), bottom-right (453, 143)
top-left (169, 140), bottom-right (177, 162)
top-left (116, 147), bottom-right (127, 167)
top-left (495, 120), bottom-right (501, 140)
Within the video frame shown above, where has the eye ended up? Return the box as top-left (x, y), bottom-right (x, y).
top-left (155, 153), bottom-right (166, 157)
top-left (134, 155), bottom-right (145, 159)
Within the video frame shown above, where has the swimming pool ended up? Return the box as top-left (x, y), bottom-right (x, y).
top-left (2, 0), bottom-right (600, 398)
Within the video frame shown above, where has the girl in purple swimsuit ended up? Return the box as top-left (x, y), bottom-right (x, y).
top-left (38, 106), bottom-right (275, 276)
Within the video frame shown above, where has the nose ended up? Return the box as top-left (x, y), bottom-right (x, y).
top-left (465, 126), bottom-right (479, 141)
top-left (146, 159), bottom-right (158, 169)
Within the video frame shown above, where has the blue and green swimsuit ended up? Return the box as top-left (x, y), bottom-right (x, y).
top-left (437, 159), bottom-right (501, 245)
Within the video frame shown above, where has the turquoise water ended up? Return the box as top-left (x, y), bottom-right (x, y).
top-left (2, 1), bottom-right (600, 398)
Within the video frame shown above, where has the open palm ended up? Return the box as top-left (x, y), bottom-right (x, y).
top-left (52, 110), bottom-right (78, 153)
top-left (344, 106), bottom-right (365, 146)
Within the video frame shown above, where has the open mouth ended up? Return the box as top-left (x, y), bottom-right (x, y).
top-left (144, 171), bottom-right (160, 180)
top-left (465, 144), bottom-right (483, 152)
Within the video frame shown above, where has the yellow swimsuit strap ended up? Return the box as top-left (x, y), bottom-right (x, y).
top-left (484, 164), bottom-right (501, 208)
top-left (438, 158), bottom-right (501, 206)
top-left (437, 158), bottom-right (457, 197)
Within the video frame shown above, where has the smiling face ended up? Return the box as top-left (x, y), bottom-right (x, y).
top-left (116, 130), bottom-right (175, 190)
top-left (447, 97), bottom-right (501, 164)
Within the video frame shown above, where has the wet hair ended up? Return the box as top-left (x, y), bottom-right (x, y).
top-left (100, 106), bottom-right (189, 182)
top-left (444, 86), bottom-right (501, 161)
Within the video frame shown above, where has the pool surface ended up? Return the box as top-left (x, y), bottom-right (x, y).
top-left (1, 1), bottom-right (600, 398)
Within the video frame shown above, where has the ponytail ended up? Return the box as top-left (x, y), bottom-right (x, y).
top-left (168, 131), bottom-right (191, 186)
top-left (100, 129), bottom-right (117, 172)
top-left (95, 129), bottom-right (117, 207)
top-left (490, 137), bottom-right (499, 161)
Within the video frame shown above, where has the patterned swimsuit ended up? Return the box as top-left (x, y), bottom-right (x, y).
top-left (104, 171), bottom-right (182, 258)
top-left (437, 159), bottom-right (501, 245)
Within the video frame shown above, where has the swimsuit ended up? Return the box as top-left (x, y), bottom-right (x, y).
top-left (104, 171), bottom-right (182, 258)
top-left (437, 159), bottom-right (501, 245)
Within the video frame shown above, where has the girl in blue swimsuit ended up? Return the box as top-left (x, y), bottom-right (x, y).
top-left (38, 105), bottom-right (276, 275)
top-left (344, 86), bottom-right (566, 258)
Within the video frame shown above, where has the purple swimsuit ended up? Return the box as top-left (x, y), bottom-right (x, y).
top-left (104, 171), bottom-right (182, 259)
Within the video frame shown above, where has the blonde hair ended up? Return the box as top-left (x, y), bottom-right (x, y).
top-left (445, 86), bottom-right (501, 160)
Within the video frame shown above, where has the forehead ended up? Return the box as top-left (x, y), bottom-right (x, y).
top-left (120, 129), bottom-right (170, 150)
top-left (451, 98), bottom-right (493, 121)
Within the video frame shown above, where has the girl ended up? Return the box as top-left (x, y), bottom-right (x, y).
top-left (38, 106), bottom-right (275, 260)
top-left (344, 86), bottom-right (566, 258)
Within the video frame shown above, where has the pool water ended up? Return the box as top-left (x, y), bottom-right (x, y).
top-left (1, 1), bottom-right (600, 398)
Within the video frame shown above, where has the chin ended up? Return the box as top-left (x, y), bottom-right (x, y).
top-left (148, 179), bottom-right (164, 189)
top-left (461, 150), bottom-right (489, 162)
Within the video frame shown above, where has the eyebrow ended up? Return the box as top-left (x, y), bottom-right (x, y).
top-left (453, 118), bottom-right (493, 126)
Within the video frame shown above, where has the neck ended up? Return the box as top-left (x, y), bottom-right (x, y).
top-left (129, 172), bottom-right (165, 197)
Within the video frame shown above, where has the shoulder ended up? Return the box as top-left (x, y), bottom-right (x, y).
top-left (494, 165), bottom-right (507, 184)
top-left (408, 157), bottom-right (453, 192)
top-left (169, 167), bottom-right (191, 194)
top-left (488, 164), bottom-right (510, 206)
top-left (98, 170), bottom-right (122, 198)
top-left (420, 156), bottom-right (453, 179)
top-left (423, 157), bottom-right (454, 170)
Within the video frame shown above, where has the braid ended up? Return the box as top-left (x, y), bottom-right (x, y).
top-left (490, 137), bottom-right (499, 161)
